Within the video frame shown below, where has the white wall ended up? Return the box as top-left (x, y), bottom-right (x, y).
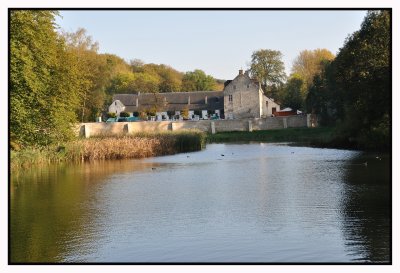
top-left (108, 100), bottom-right (125, 116)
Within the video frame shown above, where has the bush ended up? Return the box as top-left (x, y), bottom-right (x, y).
top-left (107, 112), bottom-right (116, 118)
top-left (119, 112), bottom-right (130, 117)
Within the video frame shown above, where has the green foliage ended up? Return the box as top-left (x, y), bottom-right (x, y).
top-left (107, 112), bottom-right (116, 118)
top-left (182, 69), bottom-right (216, 91)
top-left (250, 49), bottom-right (286, 97)
top-left (10, 10), bottom-right (82, 147)
top-left (62, 28), bottom-right (124, 122)
top-left (306, 10), bottom-right (391, 150)
top-left (207, 127), bottom-right (335, 144)
top-left (281, 76), bottom-right (304, 110)
top-left (119, 112), bottom-right (130, 117)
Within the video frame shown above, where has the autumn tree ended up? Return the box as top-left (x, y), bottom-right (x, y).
top-left (249, 49), bottom-right (286, 98)
top-left (182, 69), bottom-right (216, 91)
top-left (291, 49), bottom-right (335, 90)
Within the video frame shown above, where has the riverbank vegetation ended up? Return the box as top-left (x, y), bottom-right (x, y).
top-left (207, 127), bottom-right (335, 145)
top-left (11, 131), bottom-right (206, 170)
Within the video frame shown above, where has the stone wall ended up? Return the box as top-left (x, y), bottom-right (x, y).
top-left (76, 115), bottom-right (311, 138)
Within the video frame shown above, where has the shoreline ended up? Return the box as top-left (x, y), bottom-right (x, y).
top-left (10, 130), bottom-right (206, 170)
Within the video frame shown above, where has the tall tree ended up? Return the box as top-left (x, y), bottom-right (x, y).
top-left (332, 10), bottom-right (391, 148)
top-left (10, 10), bottom-right (83, 147)
top-left (281, 76), bottom-right (304, 110)
top-left (62, 28), bottom-right (124, 122)
top-left (249, 49), bottom-right (286, 97)
top-left (305, 10), bottom-right (390, 149)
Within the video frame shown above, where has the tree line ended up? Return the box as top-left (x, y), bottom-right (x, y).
top-left (10, 10), bottom-right (390, 150)
top-left (10, 11), bottom-right (223, 148)
top-left (249, 10), bottom-right (390, 150)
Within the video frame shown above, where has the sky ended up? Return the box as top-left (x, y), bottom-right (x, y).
top-left (56, 10), bottom-right (367, 80)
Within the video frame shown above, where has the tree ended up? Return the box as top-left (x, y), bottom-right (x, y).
top-left (130, 72), bottom-right (161, 93)
top-left (249, 49), bottom-right (286, 97)
top-left (281, 76), bottom-right (304, 111)
top-left (305, 63), bottom-right (336, 125)
top-left (291, 49), bottom-right (335, 90)
top-left (107, 72), bottom-right (136, 94)
top-left (182, 69), bottom-right (216, 91)
top-left (331, 10), bottom-right (390, 149)
top-left (10, 10), bottom-right (83, 147)
top-left (304, 10), bottom-right (390, 149)
top-left (156, 64), bottom-right (183, 92)
top-left (62, 28), bottom-right (110, 122)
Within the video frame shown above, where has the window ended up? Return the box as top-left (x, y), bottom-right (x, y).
top-left (115, 101), bottom-right (117, 106)
top-left (228, 95), bottom-right (233, 102)
top-left (247, 84), bottom-right (250, 88)
top-left (233, 85), bottom-right (236, 90)
top-left (266, 101), bottom-right (268, 107)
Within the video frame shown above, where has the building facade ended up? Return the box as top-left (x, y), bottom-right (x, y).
top-left (108, 70), bottom-right (280, 120)
top-left (223, 69), bottom-right (280, 119)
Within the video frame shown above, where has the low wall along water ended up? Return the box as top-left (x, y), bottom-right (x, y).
top-left (76, 115), bottom-right (313, 138)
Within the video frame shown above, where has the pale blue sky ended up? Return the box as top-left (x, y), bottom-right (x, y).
top-left (56, 10), bottom-right (367, 80)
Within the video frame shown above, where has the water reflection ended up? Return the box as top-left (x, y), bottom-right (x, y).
top-left (10, 144), bottom-right (391, 263)
top-left (339, 153), bottom-right (391, 262)
top-left (10, 161), bottom-right (158, 262)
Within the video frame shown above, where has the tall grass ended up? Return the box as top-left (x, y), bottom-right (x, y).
top-left (11, 130), bottom-right (206, 170)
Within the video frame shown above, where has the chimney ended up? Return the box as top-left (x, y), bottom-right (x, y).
top-left (205, 96), bottom-right (208, 104)
top-left (188, 96), bottom-right (191, 105)
top-left (239, 69), bottom-right (243, 75)
top-left (136, 97), bottom-right (139, 107)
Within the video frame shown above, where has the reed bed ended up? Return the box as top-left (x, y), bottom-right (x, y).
top-left (11, 130), bottom-right (206, 169)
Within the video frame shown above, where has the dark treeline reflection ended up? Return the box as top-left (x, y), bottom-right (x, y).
top-left (10, 160), bottom-right (157, 263)
top-left (339, 153), bottom-right (391, 262)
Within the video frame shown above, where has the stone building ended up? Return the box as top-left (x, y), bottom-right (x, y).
top-left (108, 69), bottom-right (280, 120)
top-left (223, 69), bottom-right (280, 119)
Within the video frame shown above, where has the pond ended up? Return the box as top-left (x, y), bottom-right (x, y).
top-left (10, 143), bottom-right (391, 263)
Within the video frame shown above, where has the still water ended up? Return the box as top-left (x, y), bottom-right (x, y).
top-left (10, 143), bottom-right (391, 263)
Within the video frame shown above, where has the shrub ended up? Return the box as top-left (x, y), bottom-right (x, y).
top-left (107, 112), bottom-right (116, 118)
top-left (119, 112), bottom-right (130, 117)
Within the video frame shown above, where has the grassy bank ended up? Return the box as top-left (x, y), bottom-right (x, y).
top-left (207, 127), bottom-right (336, 144)
top-left (11, 130), bottom-right (206, 170)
